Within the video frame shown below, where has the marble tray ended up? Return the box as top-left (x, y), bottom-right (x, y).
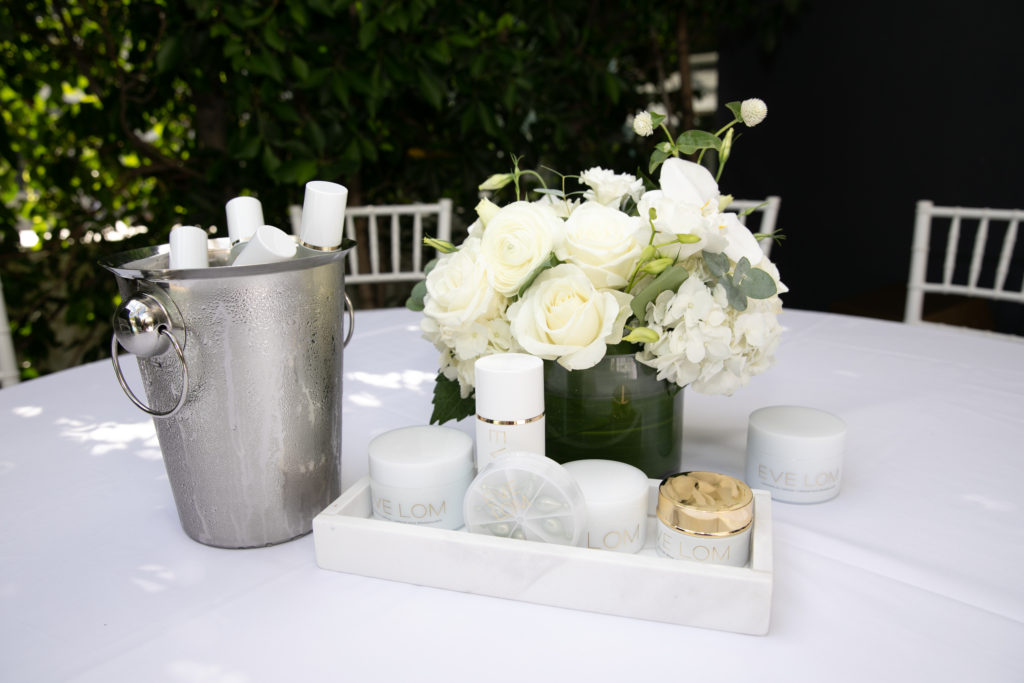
top-left (313, 477), bottom-right (773, 635)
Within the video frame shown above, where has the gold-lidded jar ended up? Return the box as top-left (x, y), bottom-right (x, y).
top-left (655, 471), bottom-right (754, 567)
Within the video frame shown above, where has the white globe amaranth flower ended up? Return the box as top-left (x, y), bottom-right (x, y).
top-left (555, 201), bottom-right (644, 289)
top-left (508, 263), bottom-right (633, 370)
top-left (740, 98), bottom-right (767, 127)
top-left (633, 111), bottom-right (654, 137)
top-left (479, 201), bottom-right (564, 296)
top-left (579, 167), bottom-right (644, 207)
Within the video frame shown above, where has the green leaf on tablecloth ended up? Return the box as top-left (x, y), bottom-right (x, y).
top-left (630, 264), bottom-right (689, 323)
top-left (405, 279), bottom-right (427, 311)
top-left (430, 373), bottom-right (476, 424)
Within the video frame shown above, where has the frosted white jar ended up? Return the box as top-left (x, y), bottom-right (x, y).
top-left (563, 460), bottom-right (649, 553)
top-left (368, 426), bottom-right (474, 530)
top-left (745, 405), bottom-right (846, 504)
top-left (656, 472), bottom-right (753, 567)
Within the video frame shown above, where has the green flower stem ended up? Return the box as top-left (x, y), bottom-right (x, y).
top-left (696, 119), bottom-right (738, 165)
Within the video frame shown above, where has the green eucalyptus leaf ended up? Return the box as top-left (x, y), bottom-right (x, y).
top-left (734, 256), bottom-right (751, 282)
top-left (721, 276), bottom-right (748, 311)
top-left (630, 264), bottom-right (689, 322)
top-left (736, 267), bottom-right (778, 299)
top-left (429, 373), bottom-right (476, 424)
top-left (675, 130), bottom-right (722, 155)
top-left (405, 279), bottom-right (428, 311)
top-left (725, 101), bottom-right (743, 121)
top-left (702, 250), bottom-right (729, 278)
top-left (424, 258), bottom-right (440, 276)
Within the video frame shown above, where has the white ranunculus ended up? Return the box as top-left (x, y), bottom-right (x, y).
top-left (579, 167), bottom-right (644, 207)
top-left (480, 201), bottom-right (564, 296)
top-left (508, 263), bottom-right (632, 370)
top-left (555, 201), bottom-right (644, 289)
top-left (713, 212), bottom-right (765, 266)
top-left (423, 238), bottom-right (502, 338)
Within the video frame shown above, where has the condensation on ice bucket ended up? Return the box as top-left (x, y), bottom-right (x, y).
top-left (101, 237), bottom-right (354, 549)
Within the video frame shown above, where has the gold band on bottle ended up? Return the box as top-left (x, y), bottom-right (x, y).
top-left (298, 240), bottom-right (339, 252)
top-left (476, 413), bottom-right (545, 426)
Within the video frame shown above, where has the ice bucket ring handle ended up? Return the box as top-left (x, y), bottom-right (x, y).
top-left (343, 292), bottom-right (355, 347)
top-left (110, 291), bottom-right (189, 419)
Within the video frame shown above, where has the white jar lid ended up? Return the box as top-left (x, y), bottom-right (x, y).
top-left (474, 353), bottom-right (544, 421)
top-left (225, 196), bottom-right (264, 245)
top-left (463, 451), bottom-right (586, 546)
top-left (563, 459), bottom-right (648, 505)
top-left (368, 426), bottom-right (474, 489)
top-left (748, 405), bottom-right (846, 456)
top-left (298, 180), bottom-right (348, 249)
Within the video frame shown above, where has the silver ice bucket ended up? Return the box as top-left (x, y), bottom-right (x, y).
top-left (101, 237), bottom-right (354, 548)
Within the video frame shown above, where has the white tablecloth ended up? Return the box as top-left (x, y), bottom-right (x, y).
top-left (2, 309), bottom-right (1022, 681)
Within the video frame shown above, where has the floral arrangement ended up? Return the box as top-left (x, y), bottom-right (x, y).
top-left (408, 99), bottom-right (786, 424)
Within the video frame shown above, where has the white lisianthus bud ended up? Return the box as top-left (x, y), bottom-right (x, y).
top-left (740, 98), bottom-right (767, 127)
top-left (633, 111), bottom-right (654, 137)
top-left (478, 173), bottom-right (514, 191)
top-left (474, 198), bottom-right (501, 227)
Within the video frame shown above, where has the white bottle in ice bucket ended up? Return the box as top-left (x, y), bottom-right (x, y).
top-left (168, 224), bottom-right (209, 269)
top-left (297, 180), bottom-right (348, 254)
top-left (231, 224), bottom-right (298, 266)
top-left (225, 195), bottom-right (264, 263)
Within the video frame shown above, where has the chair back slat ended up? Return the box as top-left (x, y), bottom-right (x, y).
top-left (941, 214), bottom-right (961, 286)
top-left (344, 214), bottom-right (360, 275)
top-left (412, 212), bottom-right (424, 273)
top-left (967, 213), bottom-right (991, 290)
top-left (995, 217), bottom-right (1020, 291)
top-left (367, 215), bottom-right (381, 275)
top-left (389, 214), bottom-right (401, 275)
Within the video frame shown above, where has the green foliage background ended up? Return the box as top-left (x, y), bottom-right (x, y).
top-left (0, 0), bottom-right (796, 380)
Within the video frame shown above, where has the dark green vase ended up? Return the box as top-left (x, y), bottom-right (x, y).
top-left (543, 348), bottom-right (684, 479)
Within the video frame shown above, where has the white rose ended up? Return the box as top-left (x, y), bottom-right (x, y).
top-left (555, 201), bottom-right (644, 289)
top-left (480, 201), bottom-right (564, 296)
top-left (579, 167), bottom-right (644, 207)
top-left (423, 239), bottom-right (503, 339)
top-left (508, 263), bottom-right (633, 370)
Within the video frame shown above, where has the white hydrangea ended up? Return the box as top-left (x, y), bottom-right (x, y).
top-left (579, 167), bottom-right (644, 207)
top-left (636, 274), bottom-right (783, 395)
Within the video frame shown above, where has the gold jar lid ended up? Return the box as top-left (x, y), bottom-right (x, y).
top-left (657, 472), bottom-right (754, 537)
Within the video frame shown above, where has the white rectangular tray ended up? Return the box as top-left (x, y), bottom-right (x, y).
top-left (313, 477), bottom-right (773, 635)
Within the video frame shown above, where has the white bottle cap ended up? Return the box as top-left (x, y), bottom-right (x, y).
top-left (474, 353), bottom-right (544, 422)
top-left (225, 196), bottom-right (264, 245)
top-left (745, 405), bottom-right (846, 504)
top-left (298, 180), bottom-right (348, 250)
top-left (168, 225), bottom-right (209, 269)
top-left (231, 225), bottom-right (297, 266)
